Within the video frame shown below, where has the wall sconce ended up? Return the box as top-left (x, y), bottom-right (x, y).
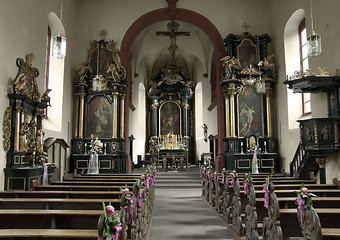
top-left (52, 0), bottom-right (67, 59)
top-left (307, 0), bottom-right (321, 57)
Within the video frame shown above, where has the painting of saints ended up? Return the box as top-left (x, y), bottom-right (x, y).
top-left (87, 97), bottom-right (112, 138)
top-left (238, 87), bottom-right (262, 137)
top-left (160, 101), bottom-right (181, 135)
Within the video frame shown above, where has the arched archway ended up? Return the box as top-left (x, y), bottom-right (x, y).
top-left (120, 5), bottom-right (226, 172)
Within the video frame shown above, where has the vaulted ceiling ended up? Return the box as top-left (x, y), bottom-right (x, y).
top-left (130, 20), bottom-right (214, 86)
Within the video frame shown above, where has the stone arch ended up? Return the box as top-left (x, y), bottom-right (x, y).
top-left (120, 7), bottom-right (226, 172)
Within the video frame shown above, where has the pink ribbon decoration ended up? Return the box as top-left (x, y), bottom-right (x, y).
top-left (244, 179), bottom-right (248, 195)
top-left (264, 185), bottom-right (269, 209)
top-left (208, 173), bottom-right (211, 183)
top-left (222, 174), bottom-right (225, 184)
top-left (213, 174), bottom-right (217, 185)
top-left (112, 225), bottom-right (122, 240)
top-left (231, 177), bottom-right (235, 186)
top-left (296, 198), bottom-right (305, 225)
top-left (138, 191), bottom-right (143, 208)
top-left (129, 196), bottom-right (134, 224)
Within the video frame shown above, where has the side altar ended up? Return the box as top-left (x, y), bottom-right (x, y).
top-left (221, 29), bottom-right (279, 173)
top-left (71, 33), bottom-right (128, 173)
top-left (3, 54), bottom-right (55, 190)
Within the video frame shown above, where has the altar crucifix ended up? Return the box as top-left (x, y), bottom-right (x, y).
top-left (156, 21), bottom-right (190, 61)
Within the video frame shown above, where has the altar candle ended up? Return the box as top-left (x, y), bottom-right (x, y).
top-left (264, 141), bottom-right (267, 152)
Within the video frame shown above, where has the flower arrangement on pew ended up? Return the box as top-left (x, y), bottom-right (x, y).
top-left (221, 168), bottom-right (227, 184)
top-left (200, 164), bottom-right (212, 178)
top-left (295, 184), bottom-right (317, 225)
top-left (135, 174), bottom-right (145, 208)
top-left (263, 175), bottom-right (272, 209)
top-left (230, 170), bottom-right (236, 185)
top-left (243, 173), bottom-right (251, 195)
top-left (101, 202), bottom-right (122, 240)
top-left (119, 185), bottom-right (134, 225)
top-left (144, 167), bottom-right (155, 193)
top-left (211, 171), bottom-right (218, 185)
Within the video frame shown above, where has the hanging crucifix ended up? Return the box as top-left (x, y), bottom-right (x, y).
top-left (156, 21), bottom-right (190, 62)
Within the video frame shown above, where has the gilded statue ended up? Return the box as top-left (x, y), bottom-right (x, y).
top-left (41, 89), bottom-right (52, 106)
top-left (13, 54), bottom-right (39, 101)
top-left (220, 56), bottom-right (241, 76)
top-left (76, 63), bottom-right (92, 82)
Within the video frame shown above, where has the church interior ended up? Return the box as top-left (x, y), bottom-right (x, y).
top-left (1, 0), bottom-right (340, 239)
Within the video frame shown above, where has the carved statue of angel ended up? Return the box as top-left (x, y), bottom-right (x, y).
top-left (76, 63), bottom-right (92, 81)
top-left (220, 56), bottom-right (241, 75)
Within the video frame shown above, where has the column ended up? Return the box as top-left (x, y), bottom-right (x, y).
top-left (78, 93), bottom-right (85, 138)
top-left (224, 93), bottom-right (231, 138)
top-left (112, 92), bottom-right (119, 138)
top-left (150, 97), bottom-right (159, 138)
top-left (74, 95), bottom-right (80, 138)
top-left (229, 89), bottom-right (236, 137)
top-left (182, 103), bottom-right (190, 137)
top-left (14, 107), bottom-right (21, 152)
top-left (120, 94), bottom-right (125, 138)
top-left (266, 87), bottom-right (273, 137)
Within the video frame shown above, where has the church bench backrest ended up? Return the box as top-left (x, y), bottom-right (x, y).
top-left (0, 198), bottom-right (121, 210)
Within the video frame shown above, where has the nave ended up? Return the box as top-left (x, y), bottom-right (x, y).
top-left (147, 169), bottom-right (237, 240)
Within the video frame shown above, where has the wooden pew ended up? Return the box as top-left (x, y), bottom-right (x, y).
top-left (0, 198), bottom-right (121, 210)
top-left (206, 170), bottom-right (340, 239)
top-left (0, 190), bottom-right (121, 199)
top-left (0, 170), bottom-right (154, 240)
top-left (0, 229), bottom-right (98, 239)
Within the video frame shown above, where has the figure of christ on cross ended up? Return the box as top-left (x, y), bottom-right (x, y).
top-left (156, 21), bottom-right (190, 61)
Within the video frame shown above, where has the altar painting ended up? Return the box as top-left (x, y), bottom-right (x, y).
top-left (160, 101), bottom-right (181, 135)
top-left (238, 86), bottom-right (263, 137)
top-left (237, 39), bottom-right (258, 68)
top-left (87, 96), bottom-right (112, 138)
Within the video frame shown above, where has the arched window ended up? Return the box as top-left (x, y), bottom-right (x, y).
top-left (284, 9), bottom-right (311, 130)
top-left (44, 12), bottom-right (66, 132)
top-left (298, 19), bottom-right (311, 115)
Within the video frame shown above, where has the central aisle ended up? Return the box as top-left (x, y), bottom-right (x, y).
top-left (147, 168), bottom-right (238, 240)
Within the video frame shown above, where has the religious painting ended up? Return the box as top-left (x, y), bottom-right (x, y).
top-left (90, 44), bottom-right (111, 77)
top-left (160, 101), bottom-right (181, 135)
top-left (87, 96), bottom-right (112, 138)
top-left (237, 39), bottom-right (258, 68)
top-left (238, 86), bottom-right (263, 137)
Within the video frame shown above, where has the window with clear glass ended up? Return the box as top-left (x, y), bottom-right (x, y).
top-left (299, 19), bottom-right (311, 115)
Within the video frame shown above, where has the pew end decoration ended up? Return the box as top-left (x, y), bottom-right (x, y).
top-left (295, 184), bottom-right (322, 239)
top-left (98, 202), bottom-right (122, 240)
top-left (295, 184), bottom-right (317, 224)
